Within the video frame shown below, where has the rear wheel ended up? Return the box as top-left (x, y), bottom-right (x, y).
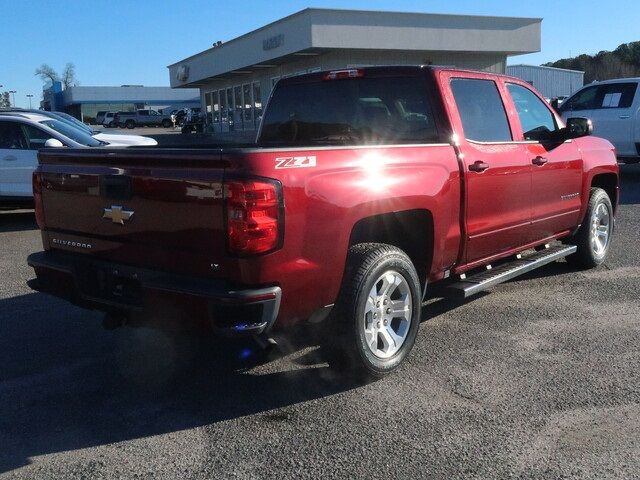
top-left (162, 119), bottom-right (172, 128)
top-left (565, 187), bottom-right (614, 269)
top-left (320, 243), bottom-right (421, 380)
top-left (125, 120), bottom-right (135, 129)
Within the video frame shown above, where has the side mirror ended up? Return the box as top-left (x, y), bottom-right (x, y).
top-left (565, 117), bottom-right (593, 139)
top-left (44, 138), bottom-right (65, 148)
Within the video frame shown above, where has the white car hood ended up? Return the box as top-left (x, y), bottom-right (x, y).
top-left (93, 132), bottom-right (158, 146)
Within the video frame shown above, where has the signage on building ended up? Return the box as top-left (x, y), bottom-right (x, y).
top-left (263, 34), bottom-right (284, 51)
top-left (176, 65), bottom-right (190, 82)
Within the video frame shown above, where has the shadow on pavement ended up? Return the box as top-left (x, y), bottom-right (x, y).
top-left (0, 211), bottom-right (37, 233)
top-left (620, 163), bottom-right (640, 205)
top-left (0, 292), bottom-right (357, 473)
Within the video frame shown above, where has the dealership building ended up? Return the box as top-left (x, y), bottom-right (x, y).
top-left (168, 8), bottom-right (542, 135)
top-left (41, 81), bottom-right (200, 123)
top-left (506, 64), bottom-right (584, 99)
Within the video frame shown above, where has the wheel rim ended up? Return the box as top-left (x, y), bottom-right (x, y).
top-left (363, 270), bottom-right (412, 359)
top-left (591, 201), bottom-right (611, 256)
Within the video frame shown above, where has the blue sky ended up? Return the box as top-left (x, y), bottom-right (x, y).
top-left (2, 0), bottom-right (639, 108)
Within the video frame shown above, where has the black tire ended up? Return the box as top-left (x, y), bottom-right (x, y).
top-left (565, 187), bottom-right (614, 269)
top-left (162, 119), bottom-right (172, 128)
top-left (125, 120), bottom-right (135, 129)
top-left (320, 243), bottom-right (421, 380)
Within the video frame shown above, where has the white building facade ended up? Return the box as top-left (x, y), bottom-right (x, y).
top-left (168, 8), bottom-right (542, 135)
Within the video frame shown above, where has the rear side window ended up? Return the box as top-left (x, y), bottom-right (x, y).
top-left (259, 76), bottom-right (439, 146)
top-left (595, 83), bottom-right (637, 109)
top-left (450, 78), bottom-right (512, 142)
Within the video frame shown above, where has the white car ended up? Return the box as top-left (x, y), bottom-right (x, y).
top-left (559, 78), bottom-right (640, 163)
top-left (49, 111), bottom-right (157, 146)
top-left (0, 113), bottom-right (132, 205)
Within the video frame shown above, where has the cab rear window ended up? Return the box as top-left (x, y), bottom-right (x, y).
top-left (258, 76), bottom-right (440, 146)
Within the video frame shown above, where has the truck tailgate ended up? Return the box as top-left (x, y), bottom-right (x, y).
top-left (37, 149), bottom-right (229, 277)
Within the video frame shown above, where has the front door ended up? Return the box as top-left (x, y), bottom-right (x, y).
top-left (446, 75), bottom-right (533, 264)
top-left (505, 82), bottom-right (583, 241)
top-left (0, 121), bottom-right (39, 198)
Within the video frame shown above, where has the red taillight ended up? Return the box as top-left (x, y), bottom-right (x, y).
top-left (323, 69), bottom-right (364, 81)
top-left (224, 179), bottom-right (282, 255)
top-left (32, 170), bottom-right (45, 230)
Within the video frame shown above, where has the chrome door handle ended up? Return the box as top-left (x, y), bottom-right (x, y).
top-left (532, 156), bottom-right (548, 166)
top-left (469, 161), bottom-right (489, 172)
top-left (2, 155), bottom-right (17, 161)
top-left (619, 115), bottom-right (631, 119)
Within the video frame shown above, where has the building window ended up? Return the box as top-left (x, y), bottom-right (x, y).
top-left (253, 81), bottom-right (262, 129)
top-left (234, 85), bottom-right (243, 130)
top-left (243, 83), bottom-right (253, 127)
top-left (226, 88), bottom-right (234, 131)
top-left (212, 90), bottom-right (220, 123)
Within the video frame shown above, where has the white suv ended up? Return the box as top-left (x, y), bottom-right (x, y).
top-left (559, 78), bottom-right (640, 163)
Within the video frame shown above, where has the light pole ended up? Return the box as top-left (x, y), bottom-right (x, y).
top-left (26, 94), bottom-right (34, 109)
top-left (8, 90), bottom-right (16, 107)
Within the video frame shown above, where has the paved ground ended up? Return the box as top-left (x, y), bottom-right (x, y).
top-left (1, 165), bottom-right (639, 479)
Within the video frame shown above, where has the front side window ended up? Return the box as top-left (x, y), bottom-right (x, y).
top-left (22, 124), bottom-right (55, 149)
top-left (259, 75), bottom-right (439, 146)
top-left (560, 86), bottom-right (598, 112)
top-left (507, 83), bottom-right (558, 141)
top-left (450, 78), bottom-right (512, 142)
top-left (0, 121), bottom-right (28, 149)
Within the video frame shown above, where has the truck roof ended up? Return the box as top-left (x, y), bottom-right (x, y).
top-left (276, 65), bottom-right (530, 86)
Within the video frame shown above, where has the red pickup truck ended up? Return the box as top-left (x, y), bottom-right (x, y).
top-left (28, 66), bottom-right (619, 378)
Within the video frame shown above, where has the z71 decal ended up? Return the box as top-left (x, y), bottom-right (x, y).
top-left (275, 156), bottom-right (317, 169)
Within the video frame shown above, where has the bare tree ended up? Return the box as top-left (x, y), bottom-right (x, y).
top-left (35, 64), bottom-right (59, 84)
top-left (61, 62), bottom-right (78, 89)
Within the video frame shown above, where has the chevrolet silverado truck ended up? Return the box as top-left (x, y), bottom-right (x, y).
top-left (27, 66), bottom-right (619, 378)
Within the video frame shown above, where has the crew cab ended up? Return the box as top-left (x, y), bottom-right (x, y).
top-left (559, 78), bottom-right (640, 163)
top-left (27, 66), bottom-right (619, 378)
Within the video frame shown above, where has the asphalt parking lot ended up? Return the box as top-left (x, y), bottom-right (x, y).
top-left (1, 165), bottom-right (639, 479)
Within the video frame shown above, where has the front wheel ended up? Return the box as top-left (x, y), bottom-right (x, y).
top-left (565, 187), bottom-right (614, 269)
top-left (320, 243), bottom-right (421, 379)
top-left (125, 120), bottom-right (135, 129)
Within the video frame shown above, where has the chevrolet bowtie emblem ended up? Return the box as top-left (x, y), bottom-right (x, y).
top-left (103, 205), bottom-right (134, 225)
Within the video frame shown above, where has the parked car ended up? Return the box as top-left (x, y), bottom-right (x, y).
top-left (47, 111), bottom-right (157, 146)
top-left (558, 78), bottom-right (640, 163)
top-left (0, 112), bottom-right (153, 208)
top-left (28, 66), bottom-right (619, 379)
top-left (114, 109), bottom-right (173, 129)
top-left (95, 111), bottom-right (108, 125)
top-left (0, 109), bottom-right (158, 146)
top-left (102, 112), bottom-right (117, 128)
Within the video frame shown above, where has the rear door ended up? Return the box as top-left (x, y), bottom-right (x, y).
top-left (0, 120), bottom-right (39, 197)
top-left (588, 82), bottom-right (638, 156)
top-left (443, 73), bottom-right (532, 264)
top-left (505, 81), bottom-right (583, 241)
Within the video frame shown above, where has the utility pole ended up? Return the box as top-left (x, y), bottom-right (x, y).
top-left (26, 94), bottom-right (34, 109)
top-left (9, 90), bottom-right (16, 107)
